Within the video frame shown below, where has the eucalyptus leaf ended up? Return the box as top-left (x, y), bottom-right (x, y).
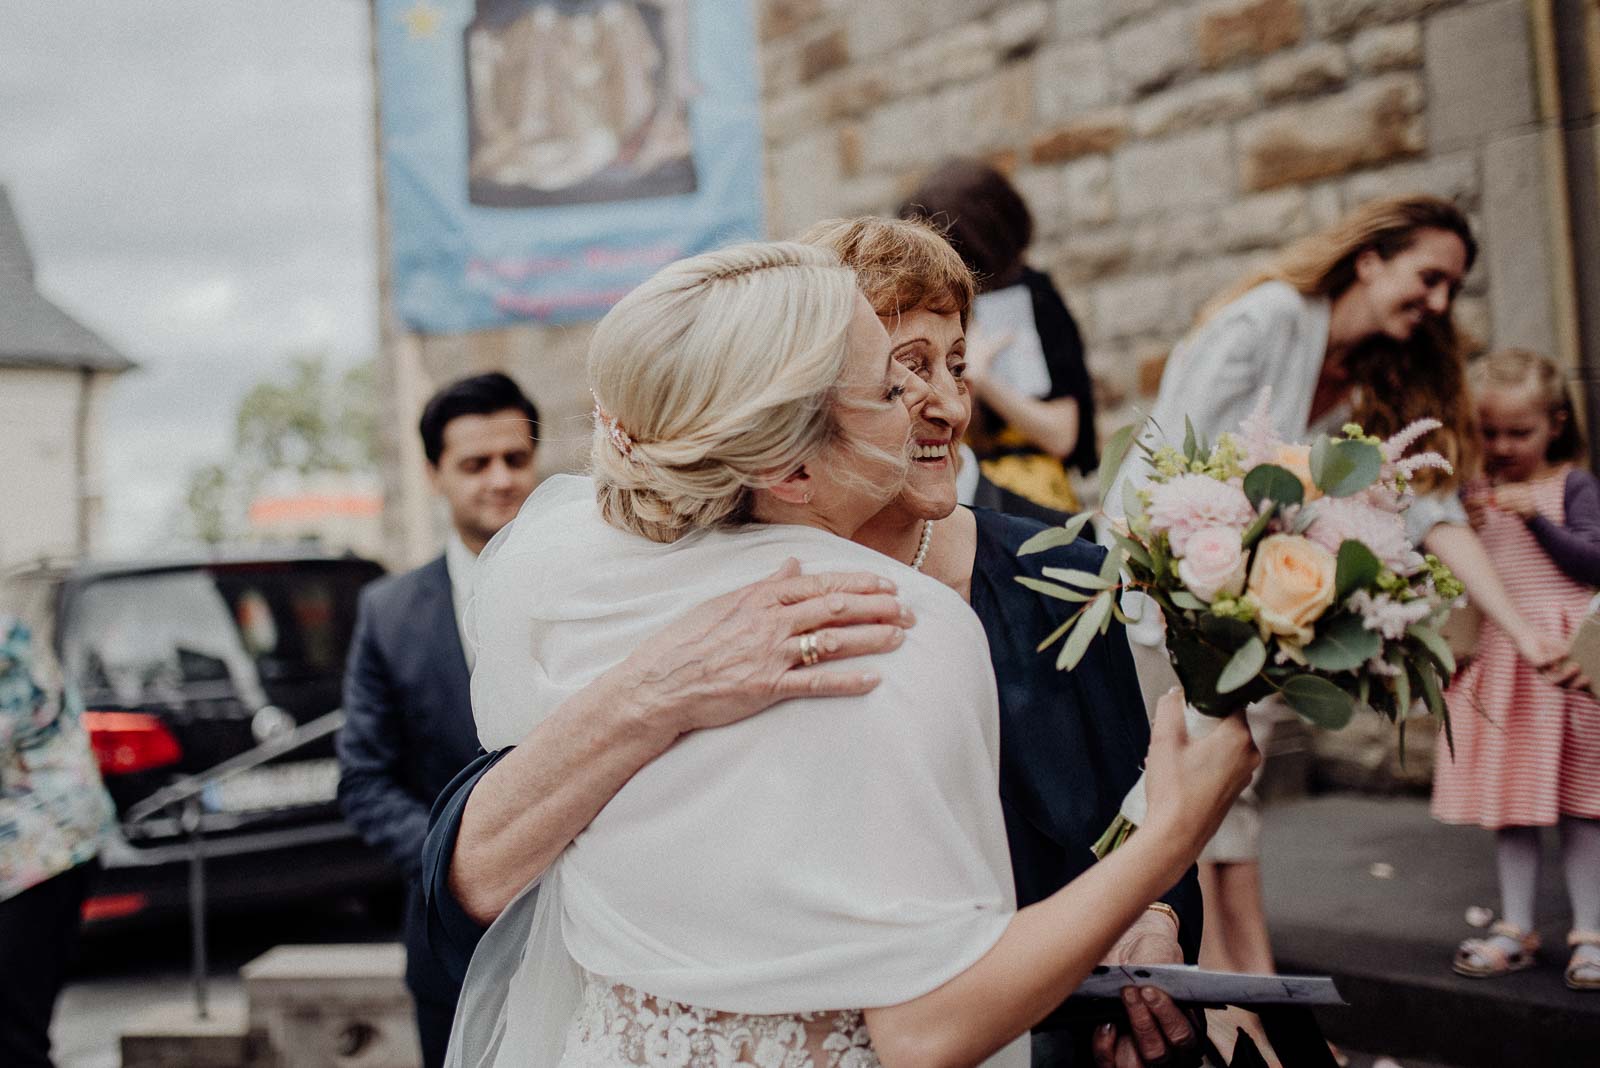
top-left (1034, 614), bottom-right (1076, 654)
top-left (1388, 648), bottom-right (1411, 717)
top-left (1243, 463), bottom-right (1304, 511)
top-left (1098, 545), bottom-right (1125, 584)
top-left (1018, 511), bottom-right (1095, 555)
top-left (1183, 416), bottom-right (1198, 463)
top-left (1334, 540), bottom-right (1382, 600)
top-left (1281, 674), bottom-right (1356, 729)
top-left (1098, 422), bottom-right (1141, 504)
top-left (1418, 659), bottom-right (1445, 720)
top-left (1406, 623), bottom-right (1457, 676)
top-left (1303, 613), bottom-right (1382, 672)
top-left (1198, 613), bottom-right (1257, 649)
top-left (1217, 636), bottom-right (1267, 695)
top-left (1040, 567), bottom-right (1112, 591)
top-left (1170, 590), bottom-right (1207, 611)
top-left (1310, 436), bottom-right (1383, 497)
top-left (1241, 501), bottom-right (1277, 548)
top-left (1110, 530), bottom-right (1154, 571)
top-left (1058, 593), bottom-right (1112, 670)
top-left (1015, 576), bottom-right (1092, 603)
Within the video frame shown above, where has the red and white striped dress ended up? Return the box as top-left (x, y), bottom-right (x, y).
top-left (1433, 468), bottom-right (1600, 828)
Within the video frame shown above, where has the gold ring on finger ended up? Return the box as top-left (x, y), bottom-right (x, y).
top-left (799, 632), bottom-right (821, 667)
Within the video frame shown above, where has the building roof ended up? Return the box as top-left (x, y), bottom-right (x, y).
top-left (0, 185), bottom-right (134, 373)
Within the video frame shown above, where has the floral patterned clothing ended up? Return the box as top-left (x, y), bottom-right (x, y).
top-left (561, 970), bottom-right (879, 1068)
top-left (0, 615), bottom-right (115, 901)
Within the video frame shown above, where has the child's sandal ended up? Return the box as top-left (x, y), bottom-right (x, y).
top-left (1566, 930), bottom-right (1600, 991)
top-left (1453, 920), bottom-right (1540, 977)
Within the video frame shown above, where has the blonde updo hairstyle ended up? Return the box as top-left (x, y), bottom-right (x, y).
top-left (589, 241), bottom-right (869, 543)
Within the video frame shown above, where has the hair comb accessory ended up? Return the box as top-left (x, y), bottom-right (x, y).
top-left (592, 394), bottom-right (635, 460)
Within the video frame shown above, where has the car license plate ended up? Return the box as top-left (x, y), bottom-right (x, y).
top-left (201, 758), bottom-right (340, 814)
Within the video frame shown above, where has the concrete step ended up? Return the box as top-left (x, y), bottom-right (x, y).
top-left (1261, 796), bottom-right (1600, 1067)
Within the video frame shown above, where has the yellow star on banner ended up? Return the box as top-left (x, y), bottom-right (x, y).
top-left (400, 1), bottom-right (442, 40)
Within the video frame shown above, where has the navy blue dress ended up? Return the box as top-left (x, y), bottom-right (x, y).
top-left (422, 508), bottom-right (1201, 1044)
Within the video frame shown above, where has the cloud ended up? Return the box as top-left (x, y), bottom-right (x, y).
top-left (0, 0), bottom-right (377, 556)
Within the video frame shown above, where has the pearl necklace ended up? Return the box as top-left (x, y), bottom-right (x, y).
top-left (911, 519), bottom-right (934, 571)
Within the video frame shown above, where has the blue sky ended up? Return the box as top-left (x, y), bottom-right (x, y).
top-left (0, 1), bottom-right (377, 553)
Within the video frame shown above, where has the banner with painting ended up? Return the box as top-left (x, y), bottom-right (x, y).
top-left (376, 0), bottom-right (764, 332)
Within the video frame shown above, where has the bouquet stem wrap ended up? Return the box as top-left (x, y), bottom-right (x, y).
top-left (1094, 704), bottom-right (1221, 860)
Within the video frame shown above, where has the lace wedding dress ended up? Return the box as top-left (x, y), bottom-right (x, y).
top-left (561, 971), bottom-right (879, 1067)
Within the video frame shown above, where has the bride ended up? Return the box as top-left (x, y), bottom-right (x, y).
top-left (453, 241), bottom-right (1256, 1067)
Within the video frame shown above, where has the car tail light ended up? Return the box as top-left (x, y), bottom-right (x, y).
top-left (83, 711), bottom-right (183, 776)
top-left (82, 892), bottom-right (148, 922)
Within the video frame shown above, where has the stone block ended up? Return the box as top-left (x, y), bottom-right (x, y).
top-left (1108, 8), bottom-right (1195, 97)
top-left (242, 944), bottom-right (421, 1068)
top-left (762, 83), bottom-right (825, 145)
top-left (991, 0), bottom-right (1052, 55)
top-left (1011, 165), bottom-right (1066, 236)
top-left (769, 126), bottom-right (842, 236)
top-left (1176, 252), bottom-right (1262, 319)
top-left (1093, 273), bottom-right (1179, 339)
top-left (760, 0), bottom-right (822, 43)
top-left (1309, 0), bottom-right (1455, 39)
top-left (821, 70), bottom-right (891, 120)
top-left (799, 27), bottom-right (850, 83)
top-left (837, 122), bottom-right (864, 178)
top-left (1062, 155), bottom-right (1116, 226)
top-left (1482, 131), bottom-right (1557, 355)
top-left (843, 0), bottom-right (920, 60)
top-left (889, 21), bottom-right (995, 99)
top-left (1131, 211), bottom-right (1223, 268)
top-left (1426, 0), bottom-right (1537, 151)
top-left (1238, 74), bottom-right (1424, 191)
top-left (1256, 43), bottom-right (1348, 103)
top-left (1342, 152), bottom-right (1479, 210)
top-left (1196, 0), bottom-right (1304, 70)
top-left (1054, 0), bottom-right (1108, 39)
top-left (1034, 38), bottom-right (1112, 120)
top-left (1030, 108), bottom-right (1131, 163)
top-left (835, 172), bottom-right (903, 218)
top-left (1132, 70), bottom-right (1256, 138)
top-left (1218, 188), bottom-right (1313, 250)
top-left (1055, 228), bottom-right (1135, 285)
top-left (860, 94), bottom-right (940, 174)
top-left (1307, 182), bottom-right (1345, 229)
top-left (121, 999), bottom-right (256, 1068)
top-left (760, 41), bottom-right (804, 95)
top-left (1113, 126), bottom-right (1233, 215)
top-left (1349, 20), bottom-right (1422, 73)
top-left (965, 60), bottom-right (1037, 150)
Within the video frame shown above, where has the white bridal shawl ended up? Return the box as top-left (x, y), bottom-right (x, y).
top-left (449, 476), bottom-right (1025, 1067)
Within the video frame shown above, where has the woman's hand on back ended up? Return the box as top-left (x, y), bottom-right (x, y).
top-left (616, 558), bottom-right (915, 737)
top-left (1140, 689), bottom-right (1259, 862)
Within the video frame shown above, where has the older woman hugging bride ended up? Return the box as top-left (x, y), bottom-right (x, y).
top-left (450, 241), bottom-right (1256, 1068)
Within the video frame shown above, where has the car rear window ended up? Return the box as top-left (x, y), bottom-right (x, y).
top-left (62, 563), bottom-right (378, 710)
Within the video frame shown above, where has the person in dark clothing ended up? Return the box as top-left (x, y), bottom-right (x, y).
top-left (900, 158), bottom-right (1098, 521)
top-left (336, 371), bottom-right (539, 1068)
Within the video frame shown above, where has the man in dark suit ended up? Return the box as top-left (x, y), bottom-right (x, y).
top-left (337, 372), bottom-right (539, 1068)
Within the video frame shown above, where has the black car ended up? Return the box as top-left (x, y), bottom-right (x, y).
top-left (4, 553), bottom-right (398, 928)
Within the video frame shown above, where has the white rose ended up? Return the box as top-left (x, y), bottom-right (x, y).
top-left (1176, 526), bottom-right (1248, 603)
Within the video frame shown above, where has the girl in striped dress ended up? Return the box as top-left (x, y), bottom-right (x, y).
top-left (1436, 348), bottom-right (1600, 990)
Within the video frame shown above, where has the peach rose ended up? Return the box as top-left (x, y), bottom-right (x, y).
top-left (1176, 526), bottom-right (1248, 603)
top-left (1247, 534), bottom-right (1337, 644)
top-left (1273, 444), bottom-right (1322, 502)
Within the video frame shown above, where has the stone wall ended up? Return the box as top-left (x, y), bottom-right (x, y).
top-left (758, 0), bottom-right (1577, 452)
top-left (378, 0), bottom-right (1591, 565)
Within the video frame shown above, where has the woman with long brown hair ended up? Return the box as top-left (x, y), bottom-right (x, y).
top-left (1131, 193), bottom-right (1573, 990)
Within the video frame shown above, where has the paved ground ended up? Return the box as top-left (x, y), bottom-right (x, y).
top-left (1261, 795), bottom-right (1597, 1067)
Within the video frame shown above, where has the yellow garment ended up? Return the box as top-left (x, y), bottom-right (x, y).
top-left (978, 453), bottom-right (1080, 513)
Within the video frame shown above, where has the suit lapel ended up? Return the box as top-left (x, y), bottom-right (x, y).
top-left (419, 557), bottom-right (473, 719)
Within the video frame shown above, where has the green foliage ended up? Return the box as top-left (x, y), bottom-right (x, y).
top-left (1309, 436), bottom-right (1382, 497)
top-left (1334, 540), bottom-right (1382, 600)
top-left (1302, 613), bottom-right (1382, 672)
top-left (1017, 511), bottom-right (1094, 555)
top-left (1281, 674), bottom-right (1355, 729)
top-left (1098, 422), bottom-right (1140, 503)
top-left (1217, 636), bottom-right (1267, 695)
top-left (1243, 463), bottom-right (1304, 511)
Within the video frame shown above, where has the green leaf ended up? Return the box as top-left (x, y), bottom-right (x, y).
top-left (1418, 658), bottom-right (1446, 720)
top-left (1015, 576), bottom-right (1092, 603)
top-left (1098, 421), bottom-right (1141, 504)
top-left (1243, 463), bottom-right (1304, 511)
top-left (1357, 670), bottom-right (1371, 710)
top-left (1281, 674), bottom-right (1356, 729)
top-left (1110, 530), bottom-right (1153, 571)
top-left (1058, 593), bottom-right (1112, 670)
top-left (1302, 613), bottom-right (1382, 672)
top-left (1017, 511), bottom-right (1095, 555)
top-left (1098, 545), bottom-right (1125, 584)
top-left (1388, 648), bottom-right (1411, 716)
top-left (1198, 613), bottom-right (1257, 649)
top-left (1183, 416), bottom-right (1198, 463)
top-left (1217, 636), bottom-right (1267, 695)
top-left (1241, 501), bottom-right (1277, 548)
top-left (1334, 539), bottom-right (1382, 600)
top-left (1034, 613), bottom-right (1076, 653)
top-left (1041, 566), bottom-right (1112, 590)
top-left (1310, 436), bottom-right (1383, 498)
top-left (1406, 623), bottom-right (1457, 676)
top-left (1170, 590), bottom-right (1206, 611)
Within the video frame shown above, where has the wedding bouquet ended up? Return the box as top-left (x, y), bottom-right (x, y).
top-left (1020, 394), bottom-right (1463, 822)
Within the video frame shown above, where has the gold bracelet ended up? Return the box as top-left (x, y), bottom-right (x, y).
top-left (1144, 902), bottom-right (1180, 933)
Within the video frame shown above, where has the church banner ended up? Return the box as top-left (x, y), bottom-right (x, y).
top-left (376, 0), bottom-right (764, 333)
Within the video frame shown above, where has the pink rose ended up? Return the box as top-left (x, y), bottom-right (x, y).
top-left (1145, 474), bottom-right (1258, 557)
top-left (1176, 526), bottom-right (1248, 603)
